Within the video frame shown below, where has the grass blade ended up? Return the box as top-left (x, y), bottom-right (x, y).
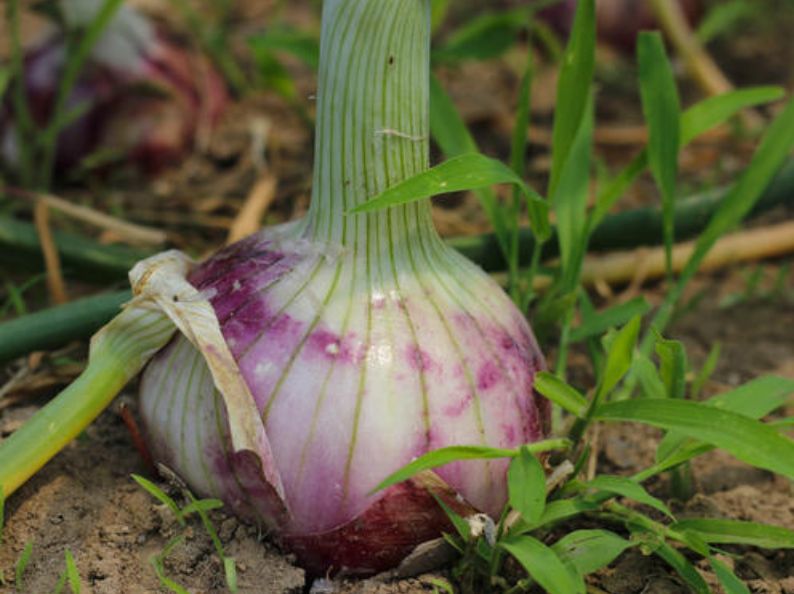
top-left (548, 0), bottom-right (596, 197)
top-left (224, 557), bottom-right (238, 593)
top-left (655, 338), bottom-right (687, 400)
top-left (433, 10), bottom-right (526, 63)
top-left (648, 93), bottom-right (794, 339)
top-left (65, 550), bottom-right (81, 594)
top-left (132, 474), bottom-right (186, 526)
top-left (501, 535), bottom-right (585, 594)
top-left (594, 399), bottom-right (794, 479)
top-left (632, 352), bottom-right (668, 400)
top-left (588, 476), bottom-right (674, 519)
top-left (16, 540), bottom-right (34, 591)
top-left (371, 440), bottom-right (570, 494)
top-left (638, 32), bottom-right (681, 282)
top-left (598, 316), bottom-right (641, 398)
top-left (709, 556), bottom-right (751, 594)
top-left (508, 445), bottom-right (547, 524)
top-left (534, 372), bottom-right (588, 417)
top-left (552, 529), bottom-right (633, 577)
top-left (551, 98), bottom-right (593, 291)
top-left (0, 68), bottom-right (10, 104)
top-left (570, 297), bottom-right (651, 343)
top-left (429, 75), bottom-right (509, 253)
top-left (654, 542), bottom-right (712, 594)
top-left (591, 86), bottom-right (783, 228)
top-left (180, 499), bottom-right (225, 516)
top-left (656, 375), bottom-right (794, 462)
top-left (673, 518), bottom-right (794, 548)
top-left (248, 26), bottom-right (320, 70)
top-left (349, 153), bottom-right (544, 213)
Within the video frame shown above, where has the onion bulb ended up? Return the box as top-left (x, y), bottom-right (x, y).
top-left (0, 0), bottom-right (228, 176)
top-left (134, 0), bottom-right (548, 575)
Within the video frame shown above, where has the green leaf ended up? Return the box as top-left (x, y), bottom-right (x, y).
top-left (591, 86), bottom-right (783, 229)
top-left (655, 338), bottom-right (687, 400)
top-left (651, 93), bottom-right (794, 338)
top-left (549, 0), bottom-right (596, 197)
top-left (371, 440), bottom-right (569, 494)
top-left (551, 97), bottom-right (593, 291)
top-left (500, 535), bottom-right (585, 594)
top-left (224, 557), bottom-right (239, 594)
top-left (632, 353), bottom-right (668, 400)
top-left (248, 27), bottom-right (320, 70)
top-left (673, 519), bottom-right (794, 549)
top-left (638, 32), bottom-right (681, 281)
top-left (709, 556), bottom-right (752, 594)
top-left (181, 499), bottom-right (225, 516)
top-left (696, 1), bottom-right (760, 45)
top-left (594, 399), bottom-right (794, 479)
top-left (65, 550), bottom-right (80, 594)
top-left (534, 372), bottom-right (588, 417)
top-left (656, 375), bottom-right (794, 462)
top-left (570, 297), bottom-right (651, 343)
top-left (429, 75), bottom-right (509, 253)
top-left (431, 0), bottom-right (454, 32)
top-left (131, 474), bottom-right (185, 525)
top-left (150, 536), bottom-right (191, 594)
top-left (691, 342), bottom-right (721, 400)
top-left (588, 476), bottom-right (674, 519)
top-left (429, 74), bottom-right (479, 157)
top-left (552, 529), bottom-right (633, 576)
top-left (654, 542), bottom-right (712, 594)
top-left (508, 446), bottom-right (547, 524)
top-left (16, 540), bottom-right (34, 591)
top-left (598, 316), bottom-right (641, 398)
top-left (433, 492), bottom-right (472, 542)
top-left (681, 87), bottom-right (783, 145)
top-left (433, 11), bottom-right (525, 62)
top-left (0, 69), bottom-right (10, 104)
top-left (349, 153), bottom-right (545, 213)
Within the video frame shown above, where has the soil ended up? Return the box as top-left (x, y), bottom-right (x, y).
top-left (2, 1), bottom-right (794, 593)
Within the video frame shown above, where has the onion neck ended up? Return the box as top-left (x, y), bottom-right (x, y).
top-left (304, 0), bottom-right (437, 251)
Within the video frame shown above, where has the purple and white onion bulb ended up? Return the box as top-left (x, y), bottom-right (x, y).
top-left (138, 0), bottom-right (548, 575)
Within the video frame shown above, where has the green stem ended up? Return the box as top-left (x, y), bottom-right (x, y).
top-left (0, 290), bottom-right (130, 365)
top-left (303, 0), bottom-right (438, 250)
top-left (0, 307), bottom-right (174, 498)
top-left (0, 215), bottom-right (148, 281)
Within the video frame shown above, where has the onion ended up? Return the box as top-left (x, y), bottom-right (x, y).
top-left (0, 0), bottom-right (548, 577)
top-left (137, 0), bottom-right (548, 575)
top-left (0, 0), bottom-right (228, 176)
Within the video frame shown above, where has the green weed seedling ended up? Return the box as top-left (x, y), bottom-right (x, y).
top-left (133, 474), bottom-right (238, 593)
top-left (377, 318), bottom-right (794, 594)
top-left (15, 539), bottom-right (33, 592)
